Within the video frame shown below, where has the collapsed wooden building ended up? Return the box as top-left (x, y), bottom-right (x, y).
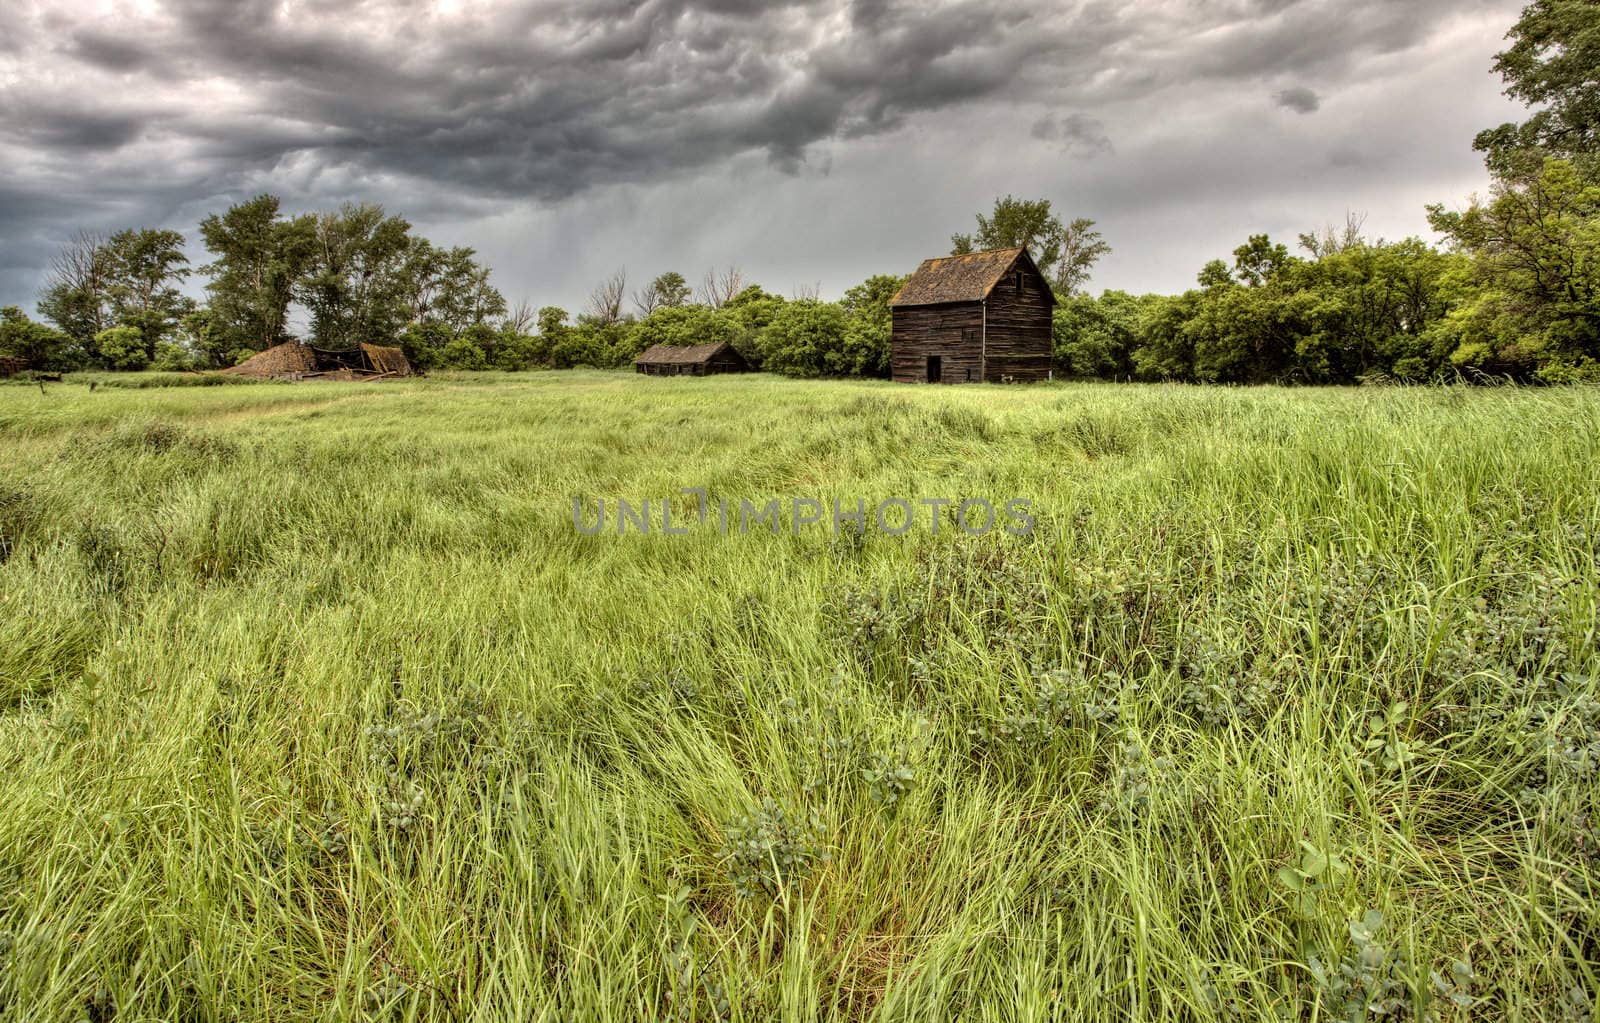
top-left (222, 341), bottom-right (412, 381)
top-left (888, 247), bottom-right (1054, 384)
top-left (634, 341), bottom-right (750, 376)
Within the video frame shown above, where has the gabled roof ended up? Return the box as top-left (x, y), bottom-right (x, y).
top-left (634, 341), bottom-right (742, 365)
top-left (890, 247), bottom-right (1051, 307)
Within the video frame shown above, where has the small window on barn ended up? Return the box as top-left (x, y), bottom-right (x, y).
top-left (1013, 271), bottom-right (1023, 291)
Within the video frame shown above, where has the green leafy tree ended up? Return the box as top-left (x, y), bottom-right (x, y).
top-left (0, 306), bottom-right (74, 370)
top-left (1052, 291), bottom-right (1148, 378)
top-left (622, 305), bottom-right (743, 362)
top-left (634, 271), bottom-right (692, 315)
top-left (300, 203), bottom-right (414, 349)
top-left (38, 227), bottom-right (192, 365)
top-left (1131, 291), bottom-right (1203, 381)
top-left (1291, 237), bottom-right (1465, 381)
top-left (1232, 234), bottom-right (1294, 287)
top-left (398, 320), bottom-right (454, 371)
top-left (755, 299), bottom-right (849, 377)
top-left (489, 326), bottom-right (543, 371)
top-left (1056, 219), bottom-right (1113, 297)
top-left (151, 340), bottom-right (196, 372)
top-left (199, 194), bottom-right (317, 355)
top-left (722, 285), bottom-right (786, 364)
top-left (952, 197), bottom-right (1110, 294)
top-left (1427, 157), bottom-right (1600, 379)
top-left (836, 273), bottom-right (904, 378)
top-left (440, 330), bottom-right (490, 370)
top-left (93, 325), bottom-right (149, 371)
top-left (951, 195), bottom-right (1063, 270)
top-left (104, 228), bottom-right (193, 348)
top-left (37, 230), bottom-right (113, 355)
top-left (1475, 0), bottom-right (1600, 161)
top-left (431, 247), bottom-right (506, 333)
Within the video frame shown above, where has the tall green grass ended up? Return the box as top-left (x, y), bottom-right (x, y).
top-left (0, 371), bottom-right (1595, 1021)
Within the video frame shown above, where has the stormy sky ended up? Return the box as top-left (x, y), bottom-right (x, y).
top-left (0, 0), bottom-right (1527, 315)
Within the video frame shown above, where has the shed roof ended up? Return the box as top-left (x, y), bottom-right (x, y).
top-left (634, 341), bottom-right (741, 365)
top-left (889, 247), bottom-right (1039, 307)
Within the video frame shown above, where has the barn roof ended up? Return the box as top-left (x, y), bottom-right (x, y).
top-left (634, 341), bottom-right (741, 365)
top-left (360, 343), bottom-right (411, 376)
top-left (221, 340), bottom-right (411, 379)
top-left (890, 247), bottom-right (1039, 307)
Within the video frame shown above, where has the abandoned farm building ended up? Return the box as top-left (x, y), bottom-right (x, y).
top-left (889, 246), bottom-right (1054, 384)
top-left (634, 341), bottom-right (750, 376)
top-left (222, 341), bottom-right (412, 381)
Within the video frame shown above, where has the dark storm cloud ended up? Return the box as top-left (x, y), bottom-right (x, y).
top-left (1274, 86), bottom-right (1322, 114)
top-left (64, 30), bottom-right (160, 73)
top-left (0, 0), bottom-right (1525, 308)
top-left (1032, 113), bottom-right (1114, 157)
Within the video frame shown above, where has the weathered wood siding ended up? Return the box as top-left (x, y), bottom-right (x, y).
top-left (890, 302), bottom-right (984, 383)
top-left (979, 260), bottom-right (1054, 382)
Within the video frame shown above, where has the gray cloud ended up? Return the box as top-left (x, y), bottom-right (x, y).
top-left (1032, 113), bottom-right (1114, 157)
top-left (0, 0), bottom-right (1529, 311)
top-left (1274, 86), bottom-right (1322, 114)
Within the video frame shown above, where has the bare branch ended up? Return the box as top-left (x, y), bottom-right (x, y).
top-left (697, 265), bottom-right (744, 308)
top-left (631, 285), bottom-right (661, 318)
top-left (585, 267), bottom-right (627, 324)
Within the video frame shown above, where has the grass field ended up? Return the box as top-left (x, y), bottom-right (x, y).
top-left (1, 371), bottom-right (1597, 1021)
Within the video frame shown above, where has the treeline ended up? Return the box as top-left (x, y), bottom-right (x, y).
top-left (2, 197), bottom-right (523, 373)
top-left (514, 269), bottom-right (904, 377)
top-left (0, 196), bottom-right (909, 377)
top-left (4, 1), bottom-right (1596, 383)
top-left (1055, 228), bottom-right (1468, 384)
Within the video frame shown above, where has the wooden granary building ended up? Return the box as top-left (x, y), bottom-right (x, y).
top-left (888, 247), bottom-right (1054, 383)
top-left (634, 340), bottom-right (750, 376)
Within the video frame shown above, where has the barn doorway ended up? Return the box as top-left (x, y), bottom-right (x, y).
top-left (926, 355), bottom-right (942, 383)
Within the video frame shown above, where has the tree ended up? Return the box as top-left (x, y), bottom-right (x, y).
top-left (1052, 291), bottom-right (1146, 378)
top-left (94, 325), bottom-right (149, 371)
top-left (103, 228), bottom-right (194, 356)
top-left (0, 307), bottom-right (73, 370)
top-left (1055, 219), bottom-right (1112, 297)
top-left (199, 194), bottom-right (317, 357)
top-left (300, 203), bottom-right (414, 349)
top-left (622, 305), bottom-right (743, 362)
top-left (440, 329), bottom-right (490, 370)
top-left (698, 266), bottom-right (745, 308)
top-left (840, 274), bottom-right (904, 321)
top-left (38, 227), bottom-right (192, 365)
top-left (489, 324), bottom-right (543, 371)
top-left (1131, 291), bottom-right (1203, 381)
top-left (585, 268), bottom-right (628, 325)
top-left (952, 195), bottom-right (1063, 271)
top-left (433, 248), bottom-right (505, 332)
top-left (37, 230), bottom-right (112, 354)
top-left (1232, 234), bottom-right (1294, 287)
top-left (502, 301), bottom-right (536, 337)
top-left (838, 273), bottom-right (905, 378)
top-left (1475, 0), bottom-right (1600, 160)
top-left (1427, 156), bottom-right (1600, 379)
top-left (399, 239), bottom-right (448, 324)
top-left (1298, 211), bottom-right (1369, 258)
top-left (755, 299), bottom-right (849, 377)
top-left (633, 271), bottom-right (691, 316)
top-left (952, 197), bottom-right (1109, 295)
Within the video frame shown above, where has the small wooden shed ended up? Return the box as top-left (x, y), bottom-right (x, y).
top-left (634, 341), bottom-right (750, 376)
top-left (889, 246), bottom-right (1054, 383)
